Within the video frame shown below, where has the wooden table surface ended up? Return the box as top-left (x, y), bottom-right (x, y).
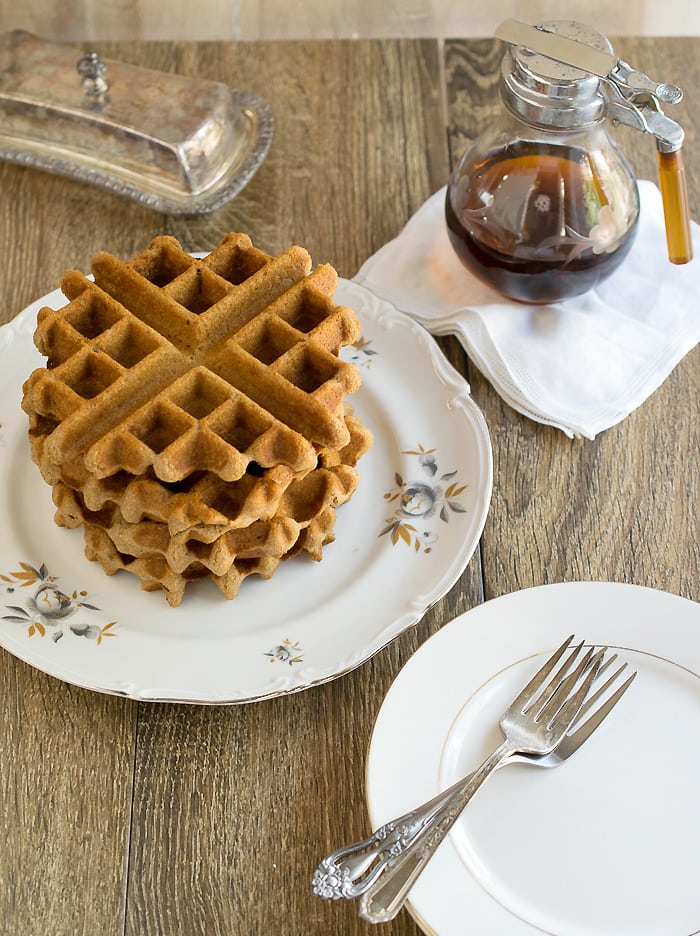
top-left (1, 37), bottom-right (698, 936)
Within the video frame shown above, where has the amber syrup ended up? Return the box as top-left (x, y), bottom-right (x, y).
top-left (446, 141), bottom-right (638, 303)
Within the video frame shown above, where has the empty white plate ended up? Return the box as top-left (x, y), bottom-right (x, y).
top-left (366, 582), bottom-right (700, 935)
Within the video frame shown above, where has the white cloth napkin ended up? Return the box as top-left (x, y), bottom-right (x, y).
top-left (354, 180), bottom-right (700, 438)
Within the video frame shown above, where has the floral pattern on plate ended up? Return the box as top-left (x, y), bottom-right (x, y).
top-left (1, 562), bottom-right (117, 645)
top-left (347, 336), bottom-right (378, 369)
top-left (380, 444), bottom-right (468, 553)
top-left (264, 638), bottom-right (304, 665)
top-left (0, 278), bottom-right (491, 702)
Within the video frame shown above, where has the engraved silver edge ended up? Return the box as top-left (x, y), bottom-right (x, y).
top-left (0, 88), bottom-right (274, 215)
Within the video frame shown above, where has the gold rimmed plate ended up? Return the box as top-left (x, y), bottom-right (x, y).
top-left (0, 279), bottom-right (492, 703)
top-left (366, 582), bottom-right (700, 935)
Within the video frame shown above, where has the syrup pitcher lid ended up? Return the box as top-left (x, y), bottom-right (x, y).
top-left (499, 20), bottom-right (612, 129)
top-left (496, 19), bottom-right (685, 151)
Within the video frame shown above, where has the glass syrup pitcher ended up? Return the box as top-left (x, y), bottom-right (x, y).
top-left (445, 19), bottom-right (692, 304)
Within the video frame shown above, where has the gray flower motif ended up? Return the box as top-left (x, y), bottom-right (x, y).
top-left (399, 482), bottom-right (436, 519)
top-left (418, 452), bottom-right (437, 476)
top-left (1, 562), bottom-right (116, 644)
top-left (380, 445), bottom-right (468, 552)
top-left (29, 582), bottom-right (77, 622)
top-left (348, 336), bottom-right (378, 368)
top-left (264, 637), bottom-right (303, 665)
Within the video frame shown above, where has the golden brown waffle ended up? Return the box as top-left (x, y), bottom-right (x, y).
top-left (52, 427), bottom-right (361, 604)
top-left (46, 462), bottom-right (304, 541)
top-left (23, 233), bottom-right (362, 483)
top-left (81, 520), bottom-right (337, 607)
top-left (43, 413), bottom-right (373, 541)
top-left (23, 233), bottom-right (372, 604)
top-left (53, 455), bottom-right (359, 573)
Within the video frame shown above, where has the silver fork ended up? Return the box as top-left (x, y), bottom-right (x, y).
top-left (358, 649), bottom-right (636, 923)
top-left (312, 637), bottom-right (633, 921)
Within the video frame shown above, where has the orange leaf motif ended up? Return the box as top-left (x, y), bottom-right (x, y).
top-left (97, 622), bottom-right (118, 646)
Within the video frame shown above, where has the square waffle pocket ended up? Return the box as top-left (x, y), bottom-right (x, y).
top-left (23, 234), bottom-right (372, 605)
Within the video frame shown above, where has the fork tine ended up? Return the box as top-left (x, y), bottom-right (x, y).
top-left (531, 644), bottom-right (599, 720)
top-left (525, 640), bottom-right (586, 714)
top-left (564, 667), bottom-right (637, 741)
top-left (571, 658), bottom-right (625, 723)
top-left (588, 651), bottom-right (617, 683)
top-left (543, 650), bottom-right (604, 730)
top-left (510, 634), bottom-right (578, 712)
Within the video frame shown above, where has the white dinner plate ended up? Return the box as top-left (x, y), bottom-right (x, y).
top-left (365, 581), bottom-right (700, 935)
top-left (0, 278), bottom-right (491, 703)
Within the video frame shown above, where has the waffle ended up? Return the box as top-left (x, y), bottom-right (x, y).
top-left (81, 521), bottom-right (337, 607)
top-left (24, 233), bottom-right (362, 481)
top-left (51, 415), bottom-right (368, 605)
top-left (42, 413), bottom-right (372, 541)
top-left (62, 465), bottom-right (348, 605)
top-left (53, 454), bottom-right (359, 574)
top-left (22, 234), bottom-right (373, 604)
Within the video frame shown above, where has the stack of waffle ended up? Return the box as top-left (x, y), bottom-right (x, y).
top-left (22, 233), bottom-right (372, 606)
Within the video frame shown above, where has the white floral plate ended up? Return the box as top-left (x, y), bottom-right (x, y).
top-left (0, 279), bottom-right (492, 703)
top-left (365, 582), bottom-right (700, 936)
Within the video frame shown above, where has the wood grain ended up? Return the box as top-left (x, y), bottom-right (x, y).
top-left (0, 36), bottom-right (697, 936)
top-left (0, 661), bottom-right (137, 935)
top-left (0, 45), bottom-right (168, 936)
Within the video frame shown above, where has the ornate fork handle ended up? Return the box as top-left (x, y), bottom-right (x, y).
top-left (359, 741), bottom-right (517, 922)
top-left (311, 741), bottom-right (513, 902)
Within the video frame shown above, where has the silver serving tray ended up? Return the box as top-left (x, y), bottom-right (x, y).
top-left (0, 31), bottom-right (273, 214)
